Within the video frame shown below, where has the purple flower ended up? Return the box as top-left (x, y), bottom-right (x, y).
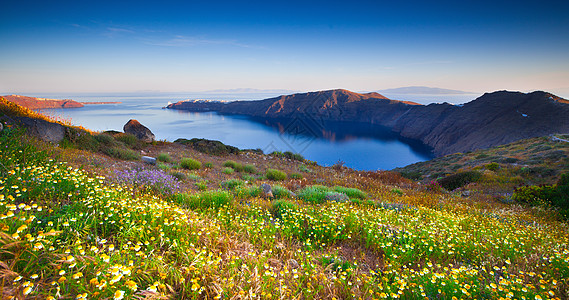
top-left (110, 167), bottom-right (181, 195)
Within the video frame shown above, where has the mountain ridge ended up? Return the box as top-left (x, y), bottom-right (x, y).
top-left (167, 89), bottom-right (569, 156)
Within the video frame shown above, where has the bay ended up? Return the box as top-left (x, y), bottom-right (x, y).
top-left (39, 94), bottom-right (435, 171)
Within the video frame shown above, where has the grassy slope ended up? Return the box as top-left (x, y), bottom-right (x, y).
top-left (396, 135), bottom-right (569, 195)
top-left (1, 98), bottom-right (568, 299)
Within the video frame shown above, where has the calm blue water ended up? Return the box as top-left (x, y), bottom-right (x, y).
top-left (39, 95), bottom-right (435, 170)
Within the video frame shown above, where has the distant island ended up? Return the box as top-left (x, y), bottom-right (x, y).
top-left (377, 86), bottom-right (476, 95)
top-left (2, 95), bottom-right (121, 109)
top-left (167, 89), bottom-right (569, 156)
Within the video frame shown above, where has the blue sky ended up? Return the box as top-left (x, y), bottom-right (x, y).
top-left (1, 0), bottom-right (569, 97)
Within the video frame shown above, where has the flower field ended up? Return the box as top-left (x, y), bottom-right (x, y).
top-left (1, 125), bottom-right (568, 299)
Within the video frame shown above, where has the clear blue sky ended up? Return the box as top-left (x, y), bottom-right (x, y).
top-left (1, 0), bottom-right (568, 97)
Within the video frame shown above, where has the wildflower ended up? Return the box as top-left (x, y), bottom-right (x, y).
top-left (23, 286), bottom-right (33, 295)
top-left (113, 290), bottom-right (125, 300)
top-left (126, 280), bottom-right (137, 291)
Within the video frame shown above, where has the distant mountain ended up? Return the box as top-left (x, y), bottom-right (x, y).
top-left (167, 89), bottom-right (569, 156)
top-left (378, 86), bottom-right (475, 95)
top-left (3, 95), bottom-right (84, 109)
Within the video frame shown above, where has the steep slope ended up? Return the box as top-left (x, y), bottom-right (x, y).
top-left (3, 94), bottom-right (84, 109)
top-left (167, 89), bottom-right (569, 156)
top-left (396, 91), bottom-right (569, 155)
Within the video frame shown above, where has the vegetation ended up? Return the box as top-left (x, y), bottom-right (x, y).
top-left (157, 152), bottom-right (173, 163)
top-left (180, 157), bottom-right (202, 170)
top-left (1, 101), bottom-right (569, 299)
top-left (223, 160), bottom-right (244, 172)
top-left (271, 150), bottom-right (305, 162)
top-left (265, 168), bottom-right (287, 181)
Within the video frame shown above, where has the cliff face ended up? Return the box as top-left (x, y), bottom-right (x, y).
top-left (167, 89), bottom-right (569, 156)
top-left (3, 95), bottom-right (84, 109)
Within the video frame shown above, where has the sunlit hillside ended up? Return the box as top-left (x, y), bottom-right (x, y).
top-left (1, 99), bottom-right (568, 299)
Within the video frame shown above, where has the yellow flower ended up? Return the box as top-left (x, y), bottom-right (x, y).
top-left (23, 286), bottom-right (33, 295)
top-left (126, 280), bottom-right (137, 291)
top-left (113, 290), bottom-right (125, 300)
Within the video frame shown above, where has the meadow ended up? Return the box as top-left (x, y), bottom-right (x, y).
top-left (1, 99), bottom-right (568, 299)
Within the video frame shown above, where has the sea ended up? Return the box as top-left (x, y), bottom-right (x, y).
top-left (34, 92), bottom-right (479, 171)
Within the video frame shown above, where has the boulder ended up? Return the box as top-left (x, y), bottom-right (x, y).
top-left (261, 183), bottom-right (273, 198)
top-left (123, 119), bottom-right (155, 142)
top-left (141, 156), bottom-right (157, 165)
top-left (16, 117), bottom-right (65, 143)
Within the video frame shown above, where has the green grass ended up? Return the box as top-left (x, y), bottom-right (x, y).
top-left (173, 189), bottom-right (232, 209)
top-left (222, 167), bottom-right (234, 174)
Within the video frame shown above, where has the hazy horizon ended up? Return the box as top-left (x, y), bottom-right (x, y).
top-left (1, 1), bottom-right (568, 97)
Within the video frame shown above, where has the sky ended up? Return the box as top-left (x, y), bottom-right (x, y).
top-left (1, 0), bottom-right (569, 98)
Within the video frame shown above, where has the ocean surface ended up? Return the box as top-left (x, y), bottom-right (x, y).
top-left (34, 93), bottom-right (472, 171)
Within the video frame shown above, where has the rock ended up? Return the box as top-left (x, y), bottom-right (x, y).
top-left (16, 117), bottom-right (65, 143)
top-left (261, 183), bottom-right (273, 198)
top-left (123, 119), bottom-right (155, 142)
top-left (174, 138), bottom-right (239, 155)
top-left (141, 156), bottom-right (156, 165)
top-left (0, 122), bottom-right (3, 133)
top-left (288, 259), bottom-right (300, 269)
top-left (325, 191), bottom-right (349, 202)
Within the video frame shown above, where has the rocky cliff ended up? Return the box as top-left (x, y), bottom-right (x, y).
top-left (168, 89), bottom-right (569, 156)
top-left (3, 95), bottom-right (84, 109)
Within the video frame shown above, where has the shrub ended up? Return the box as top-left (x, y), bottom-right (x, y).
top-left (204, 162), bottom-right (214, 168)
top-left (170, 171), bottom-right (186, 181)
top-left (180, 158), bottom-right (201, 170)
top-left (114, 133), bottom-right (141, 148)
top-left (297, 185), bottom-right (330, 204)
top-left (104, 147), bottom-right (140, 161)
top-left (174, 190), bottom-right (232, 209)
top-left (391, 188), bottom-right (404, 196)
top-left (333, 186), bottom-right (366, 199)
top-left (272, 185), bottom-right (293, 199)
top-left (241, 174), bottom-right (256, 181)
top-left (485, 162), bottom-right (500, 171)
top-left (270, 199), bottom-right (298, 218)
top-left (222, 167), bottom-right (234, 174)
top-left (243, 164), bottom-right (257, 174)
top-left (223, 160), bottom-right (243, 172)
top-left (94, 133), bottom-right (115, 145)
top-left (195, 181), bottom-right (208, 191)
top-left (325, 191), bottom-right (349, 202)
top-left (157, 152), bottom-right (173, 163)
top-left (290, 173), bottom-right (303, 179)
top-left (437, 171), bottom-right (482, 191)
top-left (266, 168), bottom-right (287, 181)
top-left (299, 165), bottom-right (312, 173)
top-left (271, 151), bottom-right (304, 162)
top-left (221, 179), bottom-right (244, 190)
top-left (399, 171), bottom-right (422, 181)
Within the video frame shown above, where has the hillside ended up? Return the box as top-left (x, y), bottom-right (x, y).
top-left (3, 94), bottom-right (84, 109)
top-left (168, 89), bottom-right (569, 156)
top-left (1, 98), bottom-right (569, 299)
